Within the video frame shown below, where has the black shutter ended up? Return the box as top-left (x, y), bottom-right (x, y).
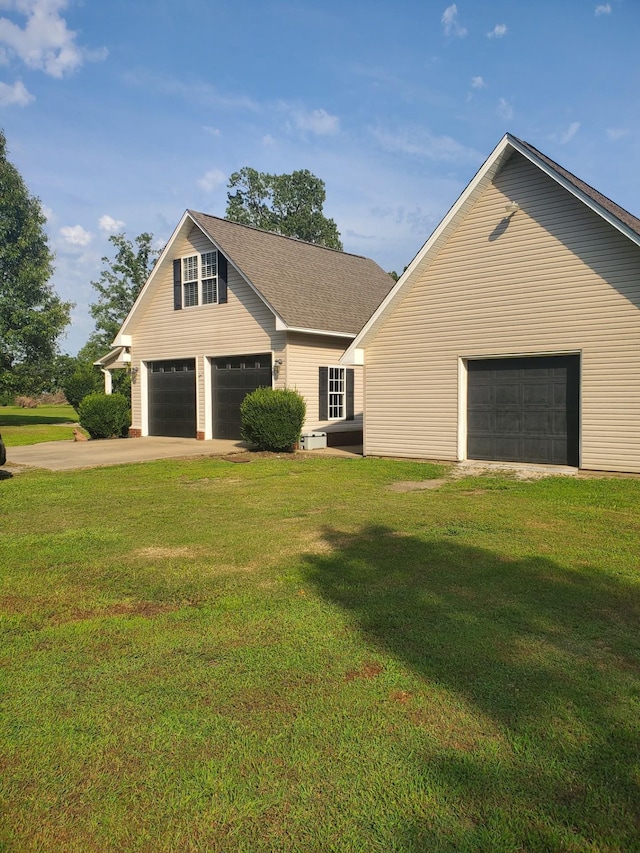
top-left (318, 367), bottom-right (328, 420)
top-left (173, 259), bottom-right (182, 310)
top-left (346, 369), bottom-right (354, 421)
top-left (218, 253), bottom-right (228, 304)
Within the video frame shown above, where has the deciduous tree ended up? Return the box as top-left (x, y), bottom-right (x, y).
top-left (0, 130), bottom-right (72, 396)
top-left (226, 167), bottom-right (343, 250)
top-left (87, 232), bottom-right (158, 353)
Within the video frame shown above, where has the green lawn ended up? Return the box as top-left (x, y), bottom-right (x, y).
top-left (1, 455), bottom-right (639, 852)
top-left (0, 404), bottom-right (81, 445)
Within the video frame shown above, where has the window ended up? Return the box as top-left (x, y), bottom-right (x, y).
top-left (328, 366), bottom-right (345, 419)
top-left (182, 251), bottom-right (218, 307)
top-left (319, 366), bottom-right (354, 421)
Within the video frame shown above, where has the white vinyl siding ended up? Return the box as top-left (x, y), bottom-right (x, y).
top-left (363, 152), bottom-right (640, 473)
top-left (285, 333), bottom-right (362, 434)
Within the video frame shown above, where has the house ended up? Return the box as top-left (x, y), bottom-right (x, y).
top-left (342, 133), bottom-right (640, 473)
top-left (97, 211), bottom-right (394, 444)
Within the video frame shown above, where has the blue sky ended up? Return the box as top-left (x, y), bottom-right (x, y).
top-left (0, 0), bottom-right (638, 355)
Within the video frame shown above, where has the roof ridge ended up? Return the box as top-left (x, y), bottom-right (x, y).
top-left (187, 209), bottom-right (372, 261)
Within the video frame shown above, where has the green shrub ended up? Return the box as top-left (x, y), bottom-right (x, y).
top-left (78, 393), bottom-right (131, 439)
top-left (62, 364), bottom-right (103, 410)
top-left (240, 387), bottom-right (306, 452)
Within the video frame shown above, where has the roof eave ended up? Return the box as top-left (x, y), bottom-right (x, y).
top-left (274, 317), bottom-right (356, 339)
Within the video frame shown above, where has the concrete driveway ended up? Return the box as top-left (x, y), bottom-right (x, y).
top-left (3, 436), bottom-right (249, 472)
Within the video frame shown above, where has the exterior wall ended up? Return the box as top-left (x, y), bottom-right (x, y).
top-left (130, 224), bottom-right (286, 437)
top-left (363, 152), bottom-right (640, 472)
top-left (284, 333), bottom-right (363, 434)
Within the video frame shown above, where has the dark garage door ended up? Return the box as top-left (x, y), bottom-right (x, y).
top-left (212, 354), bottom-right (272, 439)
top-left (467, 355), bottom-right (579, 466)
top-left (148, 359), bottom-right (196, 438)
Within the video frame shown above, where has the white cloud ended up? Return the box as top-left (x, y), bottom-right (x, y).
top-left (607, 127), bottom-right (628, 141)
top-left (372, 125), bottom-right (480, 163)
top-left (197, 168), bottom-right (226, 193)
top-left (441, 4), bottom-right (467, 38)
top-left (203, 125), bottom-right (220, 137)
top-left (0, 76), bottom-right (31, 104)
top-left (98, 214), bottom-right (125, 233)
top-left (498, 98), bottom-right (513, 120)
top-left (294, 107), bottom-right (339, 135)
top-left (471, 76), bottom-right (486, 89)
top-left (60, 224), bottom-right (93, 246)
top-left (560, 121), bottom-right (580, 144)
top-left (487, 24), bottom-right (507, 38)
top-left (595, 4), bottom-right (612, 15)
top-left (262, 134), bottom-right (276, 147)
top-left (0, 0), bottom-right (107, 78)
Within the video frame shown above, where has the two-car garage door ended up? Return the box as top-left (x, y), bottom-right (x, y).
top-left (467, 355), bottom-right (580, 466)
top-left (147, 354), bottom-right (272, 440)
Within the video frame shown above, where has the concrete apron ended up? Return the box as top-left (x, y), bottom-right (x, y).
top-left (4, 437), bottom-right (364, 473)
top-left (4, 436), bottom-right (249, 472)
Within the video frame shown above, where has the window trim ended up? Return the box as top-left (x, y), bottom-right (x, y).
top-left (181, 250), bottom-right (218, 308)
top-left (319, 366), bottom-right (354, 422)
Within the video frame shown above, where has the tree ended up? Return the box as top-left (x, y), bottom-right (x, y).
top-left (226, 167), bottom-right (343, 250)
top-left (87, 232), bottom-right (158, 353)
top-left (0, 130), bottom-right (72, 396)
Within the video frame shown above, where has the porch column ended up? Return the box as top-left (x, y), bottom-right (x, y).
top-left (101, 369), bottom-right (113, 394)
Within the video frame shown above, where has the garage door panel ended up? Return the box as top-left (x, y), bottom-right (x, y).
top-left (523, 384), bottom-right (551, 405)
top-left (468, 385), bottom-right (492, 405)
top-left (495, 384), bottom-right (520, 404)
top-left (212, 354), bottom-right (272, 440)
top-left (495, 411), bottom-right (521, 432)
top-left (467, 356), bottom-right (579, 466)
top-left (148, 359), bottom-right (196, 438)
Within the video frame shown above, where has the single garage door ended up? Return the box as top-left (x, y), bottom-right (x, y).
top-left (467, 355), bottom-right (579, 466)
top-left (212, 354), bottom-right (272, 439)
top-left (148, 359), bottom-right (196, 438)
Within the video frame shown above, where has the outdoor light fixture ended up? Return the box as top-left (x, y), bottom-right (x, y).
top-left (273, 358), bottom-right (283, 379)
top-left (504, 201), bottom-right (520, 215)
top-left (130, 366), bottom-right (139, 383)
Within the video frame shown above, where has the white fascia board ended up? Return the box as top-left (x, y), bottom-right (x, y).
top-left (117, 210), bottom-right (193, 340)
top-left (344, 134), bottom-right (513, 359)
top-left (340, 346), bottom-right (364, 365)
top-left (93, 346), bottom-right (130, 367)
top-left (507, 135), bottom-right (640, 249)
top-left (275, 317), bottom-right (356, 339)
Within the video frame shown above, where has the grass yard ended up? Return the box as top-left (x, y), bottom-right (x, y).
top-left (1, 455), bottom-right (639, 852)
top-left (0, 405), bottom-right (81, 446)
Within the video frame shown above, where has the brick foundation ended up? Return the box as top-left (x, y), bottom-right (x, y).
top-left (128, 428), bottom-right (142, 438)
top-left (196, 431), bottom-right (205, 441)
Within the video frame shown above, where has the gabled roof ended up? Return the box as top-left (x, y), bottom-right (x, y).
top-left (188, 211), bottom-right (394, 336)
top-left (116, 210), bottom-right (395, 344)
top-left (342, 132), bottom-right (640, 363)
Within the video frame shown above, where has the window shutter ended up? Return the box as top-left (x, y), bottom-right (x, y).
top-left (346, 368), bottom-right (354, 421)
top-left (318, 367), bottom-right (328, 421)
top-left (173, 259), bottom-right (182, 310)
top-left (218, 253), bottom-right (228, 304)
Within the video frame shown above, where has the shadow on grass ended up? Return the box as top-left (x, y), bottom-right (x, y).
top-left (0, 414), bottom-right (76, 426)
top-left (302, 525), bottom-right (640, 851)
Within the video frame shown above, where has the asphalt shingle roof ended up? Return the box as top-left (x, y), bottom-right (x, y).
top-left (514, 136), bottom-right (640, 239)
top-left (188, 211), bottom-right (395, 336)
